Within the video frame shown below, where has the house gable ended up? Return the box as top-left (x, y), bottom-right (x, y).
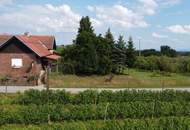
top-left (0, 36), bottom-right (42, 78)
top-left (0, 35), bottom-right (56, 49)
top-left (0, 36), bottom-right (34, 54)
top-left (0, 36), bottom-right (53, 57)
top-left (0, 34), bottom-right (60, 63)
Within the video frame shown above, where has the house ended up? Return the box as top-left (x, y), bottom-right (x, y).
top-left (0, 33), bottom-right (60, 86)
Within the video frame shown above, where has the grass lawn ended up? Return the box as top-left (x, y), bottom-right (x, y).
top-left (50, 69), bottom-right (190, 88)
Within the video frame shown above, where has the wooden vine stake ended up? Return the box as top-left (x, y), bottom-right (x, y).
top-left (46, 66), bottom-right (51, 124)
top-left (104, 103), bottom-right (109, 122)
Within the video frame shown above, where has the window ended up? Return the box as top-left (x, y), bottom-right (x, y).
top-left (11, 58), bottom-right (23, 68)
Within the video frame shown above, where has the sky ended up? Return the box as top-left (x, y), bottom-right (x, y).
top-left (0, 0), bottom-right (190, 51)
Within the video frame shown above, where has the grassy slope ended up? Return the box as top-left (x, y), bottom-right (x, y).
top-left (50, 69), bottom-right (190, 88)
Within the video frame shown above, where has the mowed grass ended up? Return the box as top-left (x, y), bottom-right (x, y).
top-left (50, 69), bottom-right (190, 88)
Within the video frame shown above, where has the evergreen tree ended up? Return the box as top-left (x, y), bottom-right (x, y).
top-left (61, 44), bottom-right (77, 74)
top-left (160, 45), bottom-right (177, 57)
top-left (117, 35), bottom-right (126, 50)
top-left (96, 34), bottom-right (112, 74)
top-left (114, 35), bottom-right (127, 74)
top-left (104, 28), bottom-right (117, 72)
top-left (75, 16), bottom-right (98, 75)
top-left (105, 28), bottom-right (115, 46)
top-left (126, 36), bottom-right (136, 68)
top-left (78, 16), bottom-right (94, 34)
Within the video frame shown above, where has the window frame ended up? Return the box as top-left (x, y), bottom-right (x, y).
top-left (11, 58), bottom-right (23, 69)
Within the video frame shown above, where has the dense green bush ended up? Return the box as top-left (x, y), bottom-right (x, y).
top-left (61, 62), bottom-right (75, 74)
top-left (15, 89), bottom-right (71, 105)
top-left (0, 102), bottom-right (190, 125)
top-left (177, 57), bottom-right (190, 73)
top-left (15, 89), bottom-right (190, 105)
top-left (0, 94), bottom-right (15, 105)
top-left (72, 90), bottom-right (99, 104)
top-left (134, 56), bottom-right (190, 73)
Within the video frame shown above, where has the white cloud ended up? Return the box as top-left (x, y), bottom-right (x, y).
top-left (0, 0), bottom-right (13, 6)
top-left (87, 0), bottom-right (181, 30)
top-left (91, 18), bottom-right (103, 28)
top-left (138, 0), bottom-right (158, 15)
top-left (152, 32), bottom-right (168, 38)
top-left (158, 0), bottom-right (182, 6)
top-left (87, 5), bottom-right (94, 12)
top-left (87, 4), bottom-right (149, 29)
top-left (0, 4), bottom-right (82, 33)
top-left (167, 25), bottom-right (190, 34)
top-left (87, 0), bottom-right (182, 30)
top-left (0, 4), bottom-right (103, 34)
top-left (137, 0), bottom-right (181, 16)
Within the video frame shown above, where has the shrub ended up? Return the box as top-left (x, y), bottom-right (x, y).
top-left (62, 62), bottom-right (75, 74)
top-left (134, 56), bottom-right (190, 73)
top-left (15, 90), bottom-right (71, 105)
top-left (73, 90), bottom-right (99, 104)
top-left (134, 56), bottom-right (148, 70)
top-left (14, 89), bottom-right (190, 105)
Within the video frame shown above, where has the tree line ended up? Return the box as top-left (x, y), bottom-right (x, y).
top-left (58, 16), bottom-right (185, 75)
top-left (141, 45), bottom-right (177, 57)
top-left (60, 16), bottom-right (136, 75)
top-left (134, 56), bottom-right (190, 73)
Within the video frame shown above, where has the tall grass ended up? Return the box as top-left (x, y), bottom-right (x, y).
top-left (50, 69), bottom-right (190, 88)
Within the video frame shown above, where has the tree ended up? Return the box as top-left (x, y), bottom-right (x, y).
top-left (160, 45), bottom-right (177, 57)
top-left (74, 16), bottom-right (98, 75)
top-left (126, 36), bottom-right (136, 68)
top-left (141, 49), bottom-right (161, 57)
top-left (105, 28), bottom-right (115, 46)
top-left (78, 16), bottom-right (94, 34)
top-left (96, 34), bottom-right (112, 75)
top-left (60, 45), bottom-right (77, 74)
top-left (104, 28), bottom-right (117, 72)
top-left (113, 35), bottom-right (127, 74)
top-left (117, 35), bottom-right (126, 50)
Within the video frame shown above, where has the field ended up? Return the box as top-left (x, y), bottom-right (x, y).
top-left (50, 69), bottom-right (190, 88)
top-left (0, 89), bottom-right (190, 129)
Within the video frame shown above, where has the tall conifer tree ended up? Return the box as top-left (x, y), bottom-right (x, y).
top-left (75, 16), bottom-right (98, 74)
top-left (115, 35), bottom-right (127, 73)
top-left (126, 36), bottom-right (136, 67)
top-left (104, 28), bottom-right (117, 72)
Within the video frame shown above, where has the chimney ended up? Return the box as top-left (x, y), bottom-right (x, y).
top-left (24, 32), bottom-right (30, 37)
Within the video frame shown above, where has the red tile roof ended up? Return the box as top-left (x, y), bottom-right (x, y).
top-left (0, 34), bottom-right (55, 49)
top-left (16, 35), bottom-right (52, 57)
top-left (0, 34), bottom-right (60, 60)
top-left (0, 35), bottom-right (12, 46)
top-left (29, 35), bottom-right (55, 49)
top-left (45, 54), bottom-right (61, 60)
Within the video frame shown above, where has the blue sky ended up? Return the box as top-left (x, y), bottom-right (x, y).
top-left (0, 0), bottom-right (190, 50)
